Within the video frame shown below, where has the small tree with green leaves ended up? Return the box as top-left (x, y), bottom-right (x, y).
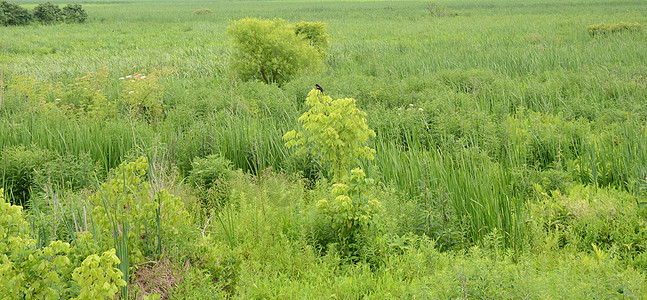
top-left (62, 4), bottom-right (86, 24)
top-left (283, 88), bottom-right (375, 183)
top-left (227, 18), bottom-right (329, 85)
top-left (0, 1), bottom-right (32, 26)
top-left (33, 2), bottom-right (63, 25)
top-left (284, 88), bottom-right (380, 259)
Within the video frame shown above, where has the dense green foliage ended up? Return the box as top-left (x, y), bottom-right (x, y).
top-left (33, 2), bottom-right (63, 25)
top-left (0, 1), bottom-right (86, 26)
top-left (0, 1), bottom-right (32, 26)
top-left (284, 88), bottom-right (375, 182)
top-left (0, 190), bottom-right (126, 299)
top-left (1, 0), bottom-right (647, 297)
top-left (227, 17), bottom-right (328, 84)
top-left (62, 4), bottom-right (87, 24)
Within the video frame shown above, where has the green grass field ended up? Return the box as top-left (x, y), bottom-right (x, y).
top-left (2, 0), bottom-right (647, 298)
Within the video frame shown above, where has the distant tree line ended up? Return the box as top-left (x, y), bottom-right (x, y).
top-left (1, 1), bottom-right (87, 26)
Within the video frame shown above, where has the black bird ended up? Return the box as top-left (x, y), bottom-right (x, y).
top-left (315, 84), bottom-right (324, 94)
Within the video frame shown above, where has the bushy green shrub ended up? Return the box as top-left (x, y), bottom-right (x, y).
top-left (315, 168), bottom-right (382, 259)
top-left (90, 157), bottom-right (192, 264)
top-left (71, 249), bottom-right (126, 300)
top-left (187, 154), bottom-right (235, 209)
top-left (62, 4), bottom-right (86, 24)
top-left (588, 22), bottom-right (643, 36)
top-left (187, 154), bottom-right (234, 189)
top-left (33, 2), bottom-right (62, 25)
top-left (284, 88), bottom-right (376, 183)
top-left (0, 191), bottom-right (125, 299)
top-left (0, 1), bottom-right (32, 26)
top-left (227, 17), bottom-right (327, 85)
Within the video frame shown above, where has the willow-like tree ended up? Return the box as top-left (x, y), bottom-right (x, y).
top-left (227, 18), bottom-right (329, 85)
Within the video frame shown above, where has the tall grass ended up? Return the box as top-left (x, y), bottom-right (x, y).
top-left (1, 0), bottom-right (646, 251)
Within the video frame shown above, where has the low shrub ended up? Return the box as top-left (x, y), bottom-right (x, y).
top-left (528, 185), bottom-right (647, 269)
top-left (0, 190), bottom-right (125, 299)
top-left (227, 17), bottom-right (327, 85)
top-left (314, 168), bottom-right (382, 260)
top-left (193, 9), bottom-right (212, 15)
top-left (187, 154), bottom-right (235, 210)
top-left (588, 22), bottom-right (643, 36)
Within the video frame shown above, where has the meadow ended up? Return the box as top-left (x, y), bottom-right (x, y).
top-left (1, 0), bottom-right (647, 298)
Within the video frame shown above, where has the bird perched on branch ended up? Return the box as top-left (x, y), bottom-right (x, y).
top-left (315, 84), bottom-right (324, 94)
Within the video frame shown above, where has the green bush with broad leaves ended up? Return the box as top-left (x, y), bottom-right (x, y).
top-left (315, 168), bottom-right (382, 257)
top-left (284, 88), bottom-right (376, 183)
top-left (62, 4), bottom-right (86, 24)
top-left (0, 1), bottom-right (32, 26)
top-left (71, 249), bottom-right (126, 300)
top-left (227, 17), bottom-right (329, 85)
top-left (33, 2), bottom-right (63, 25)
top-left (0, 190), bottom-right (125, 299)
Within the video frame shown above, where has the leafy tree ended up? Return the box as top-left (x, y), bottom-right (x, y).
top-left (62, 4), bottom-right (86, 24)
top-left (283, 88), bottom-right (375, 183)
top-left (227, 17), bottom-right (328, 85)
top-left (0, 1), bottom-right (32, 26)
top-left (33, 2), bottom-right (63, 25)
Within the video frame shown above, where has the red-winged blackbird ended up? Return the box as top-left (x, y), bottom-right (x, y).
top-left (315, 84), bottom-right (324, 94)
